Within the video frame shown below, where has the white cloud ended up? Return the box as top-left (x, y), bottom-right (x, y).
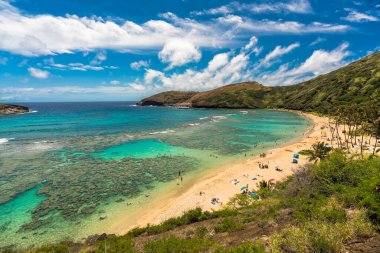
top-left (0, 2), bottom-right (229, 56)
top-left (141, 38), bottom-right (256, 90)
top-left (110, 80), bottom-right (121, 85)
top-left (309, 37), bottom-right (326, 46)
top-left (244, 36), bottom-right (258, 50)
top-left (0, 85), bottom-right (148, 101)
top-left (28, 67), bottom-right (49, 79)
top-left (144, 69), bottom-right (165, 84)
top-left (47, 62), bottom-right (118, 71)
top-left (90, 51), bottom-right (107, 65)
top-left (256, 43), bottom-right (351, 85)
top-left (236, 19), bottom-right (349, 34)
top-left (0, 0), bottom-right (350, 57)
top-left (129, 83), bottom-right (146, 91)
top-left (243, 36), bottom-right (262, 56)
top-left (191, 5), bottom-right (233, 16)
top-left (193, 0), bottom-right (312, 16)
top-left (130, 60), bottom-right (150, 70)
top-left (342, 9), bottom-right (379, 22)
top-left (158, 39), bottom-right (201, 69)
top-left (260, 42), bottom-right (300, 67)
top-left (245, 0), bottom-right (312, 14)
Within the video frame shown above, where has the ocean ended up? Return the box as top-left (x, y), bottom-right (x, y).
top-left (0, 102), bottom-right (310, 248)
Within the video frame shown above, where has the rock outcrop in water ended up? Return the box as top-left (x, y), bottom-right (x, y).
top-left (0, 103), bottom-right (29, 115)
top-left (138, 51), bottom-right (380, 113)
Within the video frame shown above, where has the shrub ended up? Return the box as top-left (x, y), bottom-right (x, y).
top-left (214, 217), bottom-right (245, 233)
top-left (269, 209), bottom-right (374, 253)
top-left (95, 235), bottom-right (135, 253)
top-left (213, 242), bottom-right (265, 253)
top-left (23, 242), bottom-right (71, 253)
top-left (143, 238), bottom-right (213, 253)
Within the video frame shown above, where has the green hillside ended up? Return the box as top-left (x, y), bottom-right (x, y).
top-left (139, 51), bottom-right (380, 113)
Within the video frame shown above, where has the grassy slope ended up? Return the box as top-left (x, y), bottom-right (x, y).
top-left (15, 152), bottom-right (380, 253)
top-left (139, 51), bottom-right (380, 113)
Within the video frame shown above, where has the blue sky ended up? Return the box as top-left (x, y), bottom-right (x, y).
top-left (0, 0), bottom-right (379, 102)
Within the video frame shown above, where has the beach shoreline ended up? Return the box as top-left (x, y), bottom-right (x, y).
top-left (107, 112), bottom-right (327, 235)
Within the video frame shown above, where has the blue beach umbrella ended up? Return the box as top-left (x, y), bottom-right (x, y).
top-left (240, 186), bottom-right (247, 191)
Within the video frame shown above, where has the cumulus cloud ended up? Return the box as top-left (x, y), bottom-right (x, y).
top-left (130, 60), bottom-right (150, 70)
top-left (0, 2), bottom-right (229, 56)
top-left (257, 43), bottom-right (351, 85)
top-left (140, 38), bottom-right (257, 90)
top-left (0, 0), bottom-right (350, 57)
top-left (342, 9), bottom-right (379, 22)
top-left (28, 67), bottom-right (49, 79)
top-left (158, 39), bottom-right (202, 69)
top-left (260, 43), bottom-right (300, 67)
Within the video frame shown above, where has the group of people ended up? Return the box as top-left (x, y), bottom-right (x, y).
top-left (242, 184), bottom-right (249, 194)
top-left (259, 163), bottom-right (269, 169)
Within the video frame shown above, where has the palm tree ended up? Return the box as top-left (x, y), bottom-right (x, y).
top-left (308, 141), bottom-right (332, 163)
top-left (258, 180), bottom-right (272, 190)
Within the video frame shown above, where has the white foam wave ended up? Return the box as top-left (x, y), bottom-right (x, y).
top-left (150, 130), bottom-right (175, 135)
top-left (0, 138), bottom-right (14, 144)
top-left (199, 117), bottom-right (208, 120)
top-left (188, 123), bottom-right (200, 126)
top-left (212, 116), bottom-right (227, 120)
top-left (30, 110), bottom-right (38, 113)
top-left (240, 111), bottom-right (248, 114)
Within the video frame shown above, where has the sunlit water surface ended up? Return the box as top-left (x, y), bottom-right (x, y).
top-left (0, 102), bottom-right (310, 248)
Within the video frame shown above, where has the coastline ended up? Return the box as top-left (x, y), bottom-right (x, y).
top-left (108, 112), bottom-right (326, 235)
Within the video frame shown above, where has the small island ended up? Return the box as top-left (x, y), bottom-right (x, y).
top-left (0, 103), bottom-right (29, 115)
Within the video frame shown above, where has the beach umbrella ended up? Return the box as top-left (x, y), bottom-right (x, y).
top-left (269, 179), bottom-right (276, 182)
top-left (240, 186), bottom-right (247, 191)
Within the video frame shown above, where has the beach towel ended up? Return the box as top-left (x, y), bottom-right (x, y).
top-left (248, 191), bottom-right (260, 200)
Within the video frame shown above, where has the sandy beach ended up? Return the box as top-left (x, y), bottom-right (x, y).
top-left (107, 112), bottom-right (331, 235)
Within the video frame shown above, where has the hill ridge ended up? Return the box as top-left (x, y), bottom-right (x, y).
top-left (138, 51), bottom-right (380, 113)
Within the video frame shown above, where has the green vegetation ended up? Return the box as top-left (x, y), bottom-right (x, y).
top-left (301, 141), bottom-right (332, 163)
top-left (139, 51), bottom-right (380, 113)
top-left (11, 149), bottom-right (379, 253)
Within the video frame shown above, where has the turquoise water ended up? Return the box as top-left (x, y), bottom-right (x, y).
top-left (0, 185), bottom-right (45, 240)
top-left (93, 139), bottom-right (188, 159)
top-left (0, 102), bottom-right (310, 248)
